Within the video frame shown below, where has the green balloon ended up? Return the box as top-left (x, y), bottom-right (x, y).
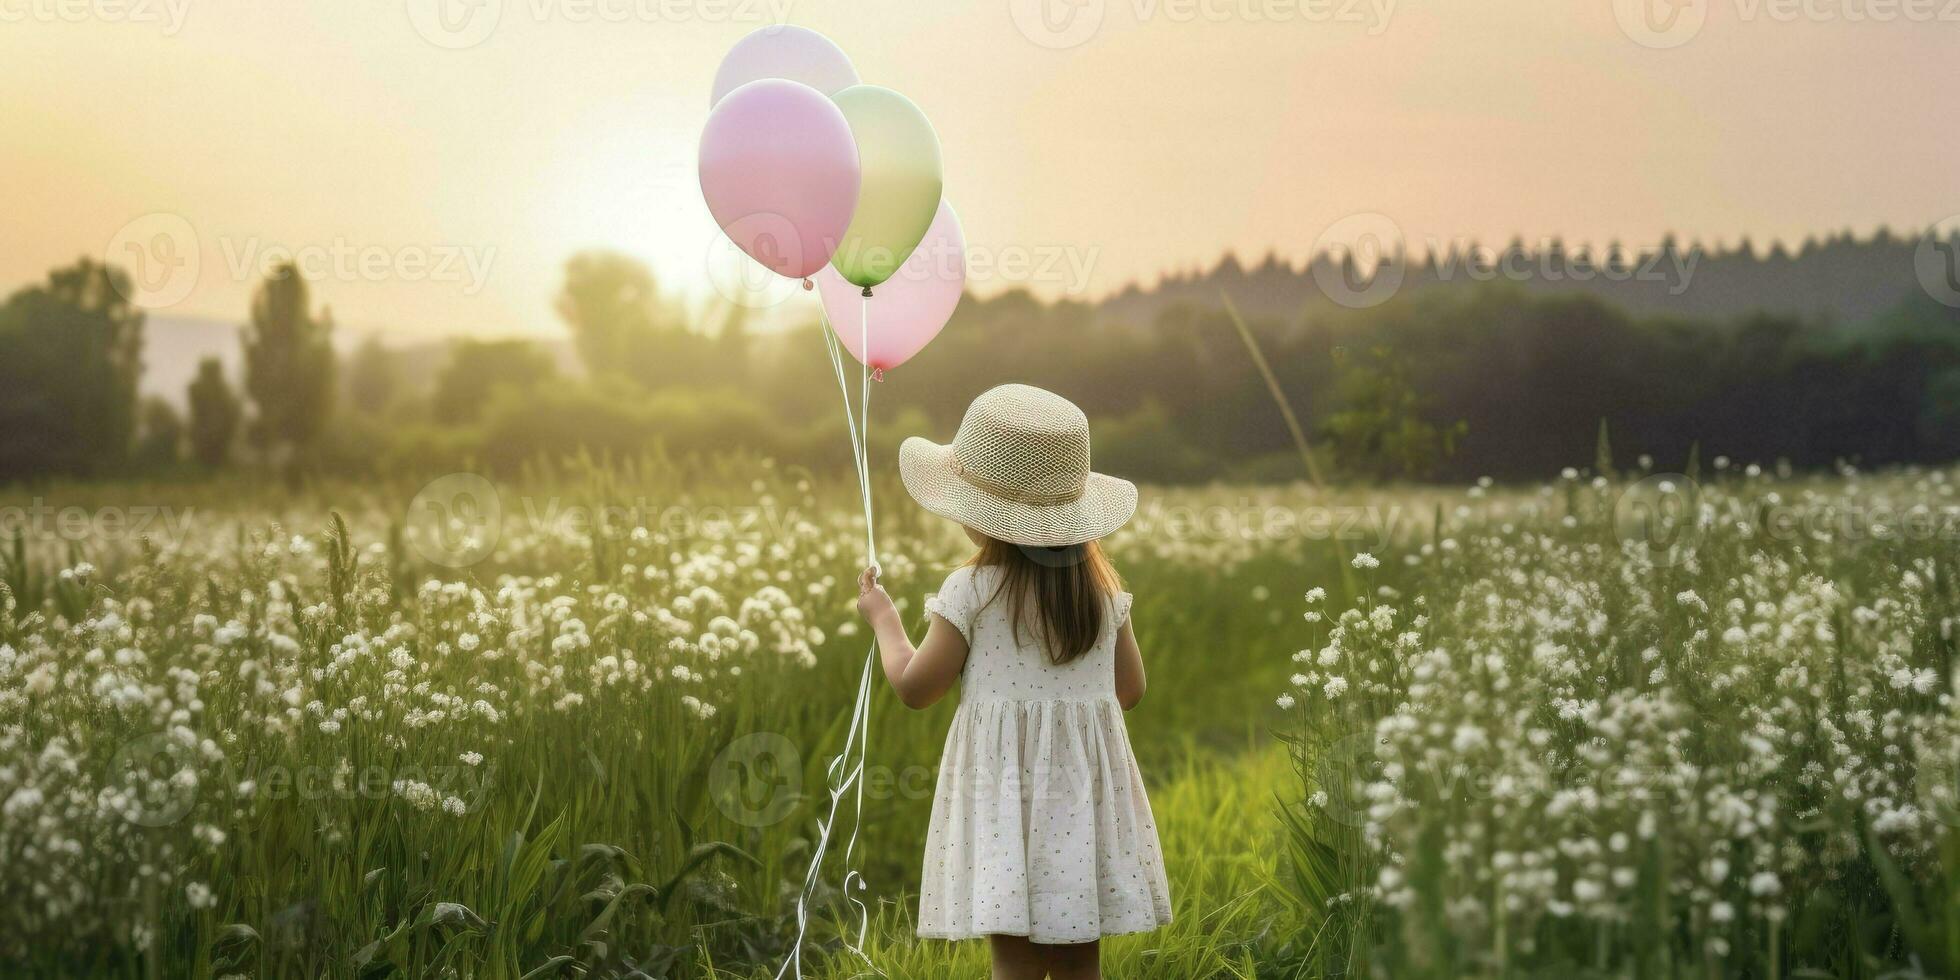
top-left (830, 85), bottom-right (944, 290)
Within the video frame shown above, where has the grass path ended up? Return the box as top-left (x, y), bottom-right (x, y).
top-left (716, 744), bottom-right (1293, 979)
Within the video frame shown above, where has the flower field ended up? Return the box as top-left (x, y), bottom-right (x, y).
top-left (0, 459), bottom-right (1322, 978)
top-left (1280, 463), bottom-right (1960, 978)
top-left (1, 456), bottom-right (1956, 978)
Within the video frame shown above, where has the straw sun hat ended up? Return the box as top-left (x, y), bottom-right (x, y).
top-left (899, 384), bottom-right (1138, 548)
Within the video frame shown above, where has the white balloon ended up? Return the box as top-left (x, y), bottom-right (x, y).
top-left (710, 26), bottom-right (858, 107)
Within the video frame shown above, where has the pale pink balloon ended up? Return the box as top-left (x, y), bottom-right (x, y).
top-left (698, 79), bottom-right (860, 281)
top-left (816, 200), bottom-right (965, 373)
top-left (710, 26), bottom-right (858, 107)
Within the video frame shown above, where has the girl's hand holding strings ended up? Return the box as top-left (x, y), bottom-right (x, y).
top-left (856, 566), bottom-right (897, 627)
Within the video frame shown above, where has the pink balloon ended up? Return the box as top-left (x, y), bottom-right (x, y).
top-left (816, 200), bottom-right (965, 373)
top-left (710, 26), bottom-right (858, 107)
top-left (699, 79), bottom-right (860, 281)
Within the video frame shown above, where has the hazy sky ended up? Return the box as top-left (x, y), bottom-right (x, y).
top-left (3, 0), bottom-right (1955, 338)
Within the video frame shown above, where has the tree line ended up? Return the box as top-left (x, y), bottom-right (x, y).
top-left (1109, 227), bottom-right (1960, 331)
top-left (2, 241), bottom-right (1956, 487)
top-left (0, 259), bottom-right (334, 484)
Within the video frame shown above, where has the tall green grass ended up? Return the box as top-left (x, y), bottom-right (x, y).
top-left (0, 461), bottom-right (1330, 977)
top-left (1273, 464), bottom-right (1960, 978)
top-left (773, 745), bottom-right (1292, 980)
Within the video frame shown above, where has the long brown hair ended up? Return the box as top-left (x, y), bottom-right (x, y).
top-left (967, 533), bottom-right (1123, 665)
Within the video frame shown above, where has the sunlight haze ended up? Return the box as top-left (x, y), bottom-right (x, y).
top-left (3, 0), bottom-right (1953, 337)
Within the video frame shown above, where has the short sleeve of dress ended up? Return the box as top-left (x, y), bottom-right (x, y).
top-left (924, 567), bottom-right (976, 644)
top-left (1112, 591), bottom-right (1135, 628)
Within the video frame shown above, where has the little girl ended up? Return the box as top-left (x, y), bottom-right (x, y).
top-left (855, 383), bottom-right (1172, 980)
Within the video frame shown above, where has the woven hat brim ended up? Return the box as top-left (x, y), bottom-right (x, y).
top-left (898, 436), bottom-right (1137, 547)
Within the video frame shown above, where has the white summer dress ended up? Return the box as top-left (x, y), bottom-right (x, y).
top-left (914, 564), bottom-right (1174, 943)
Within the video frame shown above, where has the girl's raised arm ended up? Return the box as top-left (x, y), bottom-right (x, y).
top-left (856, 567), bottom-right (970, 710)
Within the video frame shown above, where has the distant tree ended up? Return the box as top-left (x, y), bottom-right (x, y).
top-left (242, 263), bottom-right (335, 469)
top-left (347, 336), bottom-right (399, 415)
top-left (715, 302), bottom-right (751, 376)
top-left (433, 339), bottom-right (556, 425)
top-left (187, 357), bottom-right (241, 470)
top-left (1319, 346), bottom-right (1464, 481)
top-left (1918, 367), bottom-right (1960, 459)
top-left (555, 250), bottom-right (726, 390)
top-left (131, 398), bottom-right (184, 469)
top-left (0, 258), bottom-right (145, 480)
top-left (557, 251), bottom-right (658, 380)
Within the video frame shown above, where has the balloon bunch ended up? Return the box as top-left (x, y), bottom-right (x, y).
top-left (699, 26), bottom-right (965, 376)
top-left (699, 26), bottom-right (963, 978)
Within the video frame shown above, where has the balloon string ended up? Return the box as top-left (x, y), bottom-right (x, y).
top-left (859, 293), bottom-right (875, 565)
top-left (776, 303), bottom-right (883, 980)
top-left (777, 639), bottom-right (878, 980)
top-left (776, 640), bottom-right (878, 979)
top-left (816, 309), bottom-right (874, 566)
top-left (843, 291), bottom-right (876, 951)
top-left (821, 324), bottom-right (867, 503)
top-left (845, 292), bottom-right (875, 951)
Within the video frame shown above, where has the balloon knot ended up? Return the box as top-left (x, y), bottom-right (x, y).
top-left (802, 278), bottom-right (813, 291)
top-left (871, 367), bottom-right (886, 382)
top-left (860, 286), bottom-right (873, 298)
